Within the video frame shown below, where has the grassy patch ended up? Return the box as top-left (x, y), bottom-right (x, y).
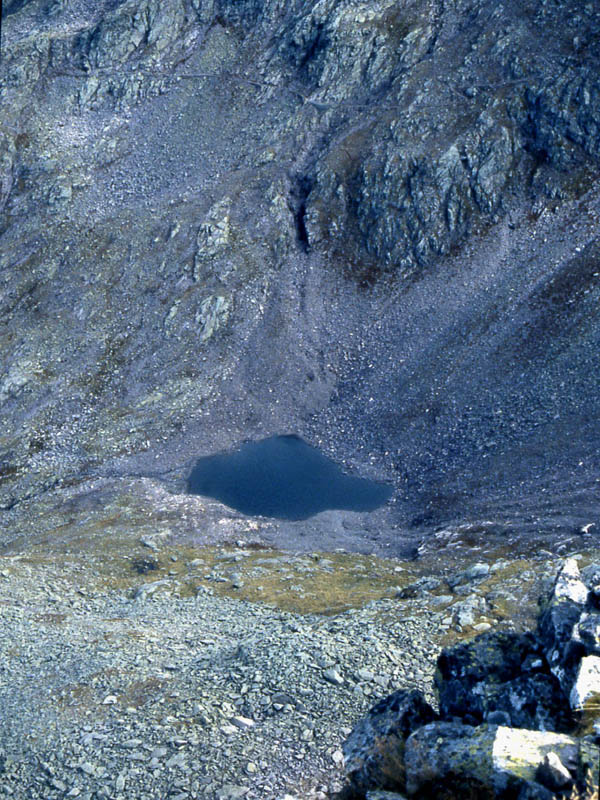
top-left (15, 542), bottom-right (419, 616)
top-left (93, 545), bottom-right (417, 615)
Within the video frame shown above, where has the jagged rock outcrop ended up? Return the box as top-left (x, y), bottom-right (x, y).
top-left (341, 559), bottom-right (600, 798)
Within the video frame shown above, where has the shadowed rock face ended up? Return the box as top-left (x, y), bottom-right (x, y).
top-left (0, 0), bottom-right (599, 555)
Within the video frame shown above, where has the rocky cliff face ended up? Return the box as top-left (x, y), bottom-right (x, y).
top-left (1, 0), bottom-right (599, 556)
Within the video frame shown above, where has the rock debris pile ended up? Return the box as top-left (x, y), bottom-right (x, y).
top-left (342, 558), bottom-right (600, 800)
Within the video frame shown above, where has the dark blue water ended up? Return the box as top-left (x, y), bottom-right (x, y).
top-left (187, 434), bottom-right (394, 520)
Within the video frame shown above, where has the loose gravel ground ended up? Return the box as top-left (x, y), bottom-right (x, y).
top-left (0, 542), bottom-right (587, 800)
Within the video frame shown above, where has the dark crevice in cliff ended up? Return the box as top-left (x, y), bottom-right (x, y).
top-left (290, 175), bottom-right (313, 252)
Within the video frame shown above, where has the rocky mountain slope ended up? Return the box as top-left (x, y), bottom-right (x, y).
top-left (0, 0), bottom-right (599, 556)
top-left (2, 3), bottom-right (600, 797)
top-left (1, 0), bottom-right (600, 557)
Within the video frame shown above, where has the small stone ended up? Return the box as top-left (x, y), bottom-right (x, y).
top-left (332, 750), bottom-right (344, 766)
top-left (463, 563), bottom-right (490, 581)
top-left (220, 724), bottom-right (238, 736)
top-left (271, 692), bottom-right (295, 706)
top-left (101, 695), bottom-right (117, 705)
top-left (165, 752), bottom-right (186, 768)
top-left (231, 716), bottom-right (255, 729)
top-left (50, 779), bottom-right (67, 792)
top-left (323, 668), bottom-right (344, 686)
top-left (139, 536), bottom-right (160, 552)
top-left (430, 595), bottom-right (454, 607)
top-left (216, 785), bottom-right (249, 800)
top-left (115, 774), bottom-right (125, 792)
top-left (486, 710), bottom-right (511, 726)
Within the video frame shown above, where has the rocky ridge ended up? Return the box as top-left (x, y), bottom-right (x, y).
top-left (341, 558), bottom-right (600, 799)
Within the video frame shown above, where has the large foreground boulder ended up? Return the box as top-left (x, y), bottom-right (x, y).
top-left (404, 723), bottom-right (582, 798)
top-left (342, 689), bottom-right (437, 795)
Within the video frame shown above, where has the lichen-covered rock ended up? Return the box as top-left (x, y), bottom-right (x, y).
top-left (434, 631), bottom-right (540, 724)
top-left (404, 723), bottom-right (579, 798)
top-left (486, 674), bottom-right (572, 733)
top-left (577, 738), bottom-right (600, 798)
top-left (582, 564), bottom-right (600, 605)
top-left (537, 559), bottom-right (588, 697)
top-left (342, 689), bottom-right (437, 795)
top-left (550, 558), bottom-right (589, 606)
top-left (573, 612), bottom-right (600, 656)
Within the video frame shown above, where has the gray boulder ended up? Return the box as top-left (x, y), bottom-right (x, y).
top-left (395, 577), bottom-right (443, 599)
top-left (434, 631), bottom-right (541, 725)
top-left (342, 689), bottom-right (437, 795)
top-left (537, 559), bottom-right (588, 697)
top-left (516, 782), bottom-right (556, 800)
top-left (404, 723), bottom-right (579, 798)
